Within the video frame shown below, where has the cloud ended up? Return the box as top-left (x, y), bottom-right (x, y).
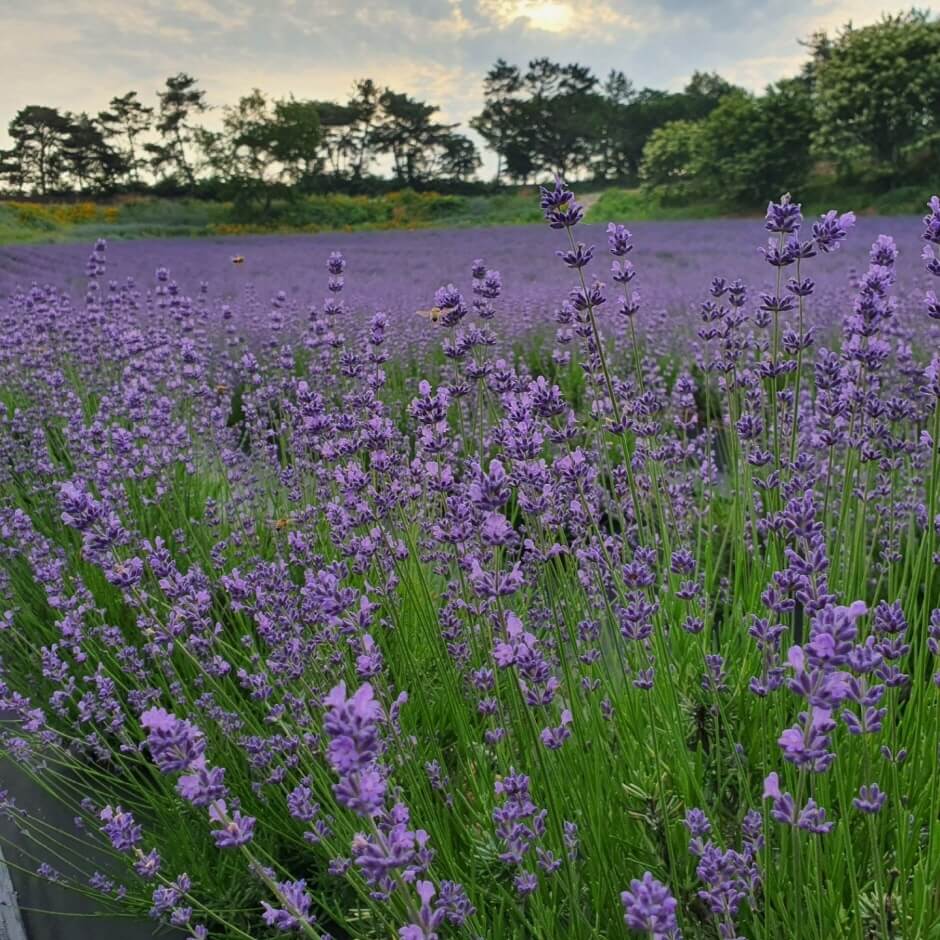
top-left (478, 0), bottom-right (576, 33)
top-left (0, 0), bottom-right (923, 174)
top-left (719, 53), bottom-right (808, 91)
top-left (171, 0), bottom-right (253, 30)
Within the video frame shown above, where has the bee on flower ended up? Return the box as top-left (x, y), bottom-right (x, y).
top-left (416, 306), bottom-right (443, 325)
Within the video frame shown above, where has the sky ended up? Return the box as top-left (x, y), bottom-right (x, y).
top-left (0, 0), bottom-right (913, 176)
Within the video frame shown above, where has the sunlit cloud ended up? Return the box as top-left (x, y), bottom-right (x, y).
top-left (807, 0), bottom-right (900, 33)
top-left (497, 1), bottom-right (575, 33)
top-left (477, 0), bottom-right (639, 34)
top-left (0, 0), bottom-right (921, 176)
top-left (720, 53), bottom-right (808, 92)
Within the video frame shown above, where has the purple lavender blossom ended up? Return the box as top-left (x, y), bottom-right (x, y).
top-left (208, 802), bottom-right (256, 848)
top-left (99, 805), bottom-right (142, 852)
top-left (621, 872), bottom-right (682, 939)
top-left (140, 707), bottom-right (206, 773)
top-left (261, 879), bottom-right (315, 932)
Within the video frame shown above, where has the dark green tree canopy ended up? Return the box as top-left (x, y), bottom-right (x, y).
top-left (812, 11), bottom-right (940, 171)
top-left (98, 91), bottom-right (153, 183)
top-left (147, 72), bottom-right (209, 188)
top-left (3, 12), bottom-right (940, 202)
top-left (6, 105), bottom-right (72, 195)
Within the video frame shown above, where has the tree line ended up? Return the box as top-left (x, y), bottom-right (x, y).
top-left (639, 11), bottom-right (940, 204)
top-left (0, 76), bottom-right (482, 207)
top-left (2, 10), bottom-right (939, 206)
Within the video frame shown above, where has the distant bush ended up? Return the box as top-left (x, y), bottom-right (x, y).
top-left (9, 201), bottom-right (119, 228)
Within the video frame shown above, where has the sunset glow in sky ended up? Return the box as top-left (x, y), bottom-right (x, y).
top-left (0, 0), bottom-right (910, 172)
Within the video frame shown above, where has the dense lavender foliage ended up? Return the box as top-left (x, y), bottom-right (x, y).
top-left (0, 187), bottom-right (938, 940)
top-left (0, 216), bottom-right (931, 360)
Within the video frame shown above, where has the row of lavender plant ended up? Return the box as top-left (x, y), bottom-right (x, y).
top-left (0, 182), bottom-right (938, 939)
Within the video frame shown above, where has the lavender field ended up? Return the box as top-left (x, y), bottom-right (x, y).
top-left (0, 215), bottom-right (932, 359)
top-left (1, 184), bottom-right (939, 940)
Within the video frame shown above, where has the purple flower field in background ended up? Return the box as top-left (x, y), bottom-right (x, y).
top-left (1, 217), bottom-right (933, 360)
top-left (1, 185), bottom-right (940, 940)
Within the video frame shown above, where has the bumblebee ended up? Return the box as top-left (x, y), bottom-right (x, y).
top-left (416, 306), bottom-right (443, 324)
top-left (231, 255), bottom-right (245, 265)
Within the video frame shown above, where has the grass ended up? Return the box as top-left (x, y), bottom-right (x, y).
top-left (587, 179), bottom-right (940, 225)
top-left (584, 189), bottom-right (731, 222)
top-left (0, 177), bottom-right (933, 248)
top-left (0, 190), bottom-right (544, 245)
